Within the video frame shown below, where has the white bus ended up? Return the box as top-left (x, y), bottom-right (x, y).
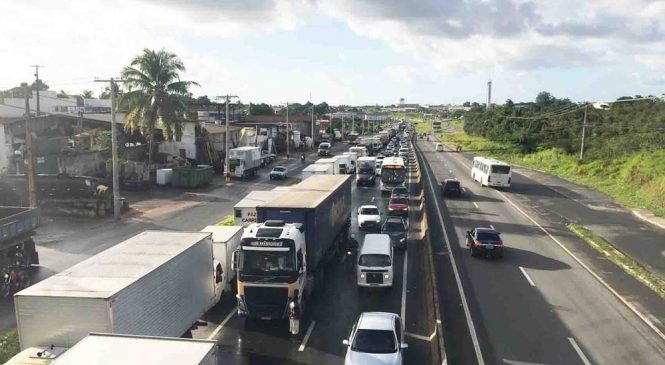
top-left (380, 156), bottom-right (407, 193)
top-left (471, 156), bottom-right (512, 188)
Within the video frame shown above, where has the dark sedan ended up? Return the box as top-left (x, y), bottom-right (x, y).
top-left (441, 179), bottom-right (462, 198)
top-left (382, 217), bottom-right (408, 249)
top-left (466, 227), bottom-right (504, 259)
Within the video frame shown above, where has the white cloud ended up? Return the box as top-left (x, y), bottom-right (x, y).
top-left (384, 65), bottom-right (417, 83)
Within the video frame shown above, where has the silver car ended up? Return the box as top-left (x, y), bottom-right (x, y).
top-left (343, 312), bottom-right (407, 365)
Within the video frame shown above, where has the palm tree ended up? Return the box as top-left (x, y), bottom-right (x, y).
top-left (81, 89), bottom-right (94, 98)
top-left (119, 48), bottom-right (198, 166)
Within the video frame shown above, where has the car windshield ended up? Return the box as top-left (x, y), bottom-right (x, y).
top-left (445, 181), bottom-right (460, 188)
top-left (390, 198), bottom-right (408, 205)
top-left (273, 167), bottom-right (285, 172)
top-left (392, 188), bottom-right (407, 195)
top-left (241, 250), bottom-right (296, 274)
top-left (383, 221), bottom-right (405, 231)
top-left (491, 165), bottom-right (511, 174)
top-left (359, 254), bottom-right (391, 267)
top-left (320, 144), bottom-right (330, 149)
top-left (361, 207), bottom-right (380, 215)
top-left (352, 329), bottom-right (397, 354)
top-left (477, 231), bottom-right (501, 242)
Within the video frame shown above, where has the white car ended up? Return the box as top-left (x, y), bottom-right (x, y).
top-left (357, 205), bottom-right (382, 231)
top-left (343, 312), bottom-right (407, 365)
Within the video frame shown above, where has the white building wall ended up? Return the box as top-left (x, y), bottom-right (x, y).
top-left (158, 122), bottom-right (197, 160)
top-left (0, 124), bottom-right (8, 173)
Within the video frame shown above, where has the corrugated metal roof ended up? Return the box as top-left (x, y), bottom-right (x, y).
top-left (16, 231), bottom-right (210, 299)
top-left (50, 334), bottom-right (215, 365)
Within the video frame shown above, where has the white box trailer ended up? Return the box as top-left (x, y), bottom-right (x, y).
top-left (349, 146), bottom-right (368, 157)
top-left (14, 231), bottom-right (222, 350)
top-left (233, 190), bottom-right (290, 227)
top-left (228, 146), bottom-right (261, 178)
top-left (333, 155), bottom-right (350, 174)
top-left (302, 164), bottom-right (333, 180)
top-left (200, 225), bottom-right (243, 294)
top-left (6, 333), bottom-right (217, 365)
top-left (342, 152), bottom-right (357, 173)
top-left (315, 157), bottom-right (340, 175)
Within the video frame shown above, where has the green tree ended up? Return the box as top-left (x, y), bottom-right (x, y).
top-left (119, 48), bottom-right (199, 166)
top-left (249, 103), bottom-right (274, 115)
top-left (81, 89), bottom-right (94, 98)
top-left (196, 95), bottom-right (211, 104)
top-left (57, 90), bottom-right (69, 98)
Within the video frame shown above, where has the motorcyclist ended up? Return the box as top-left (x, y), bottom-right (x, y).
top-left (344, 235), bottom-right (359, 271)
top-left (301, 153), bottom-right (306, 163)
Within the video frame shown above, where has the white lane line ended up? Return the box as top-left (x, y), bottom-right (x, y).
top-left (473, 202), bottom-right (479, 209)
top-left (298, 320), bottom-right (317, 352)
top-left (405, 330), bottom-right (437, 341)
top-left (420, 147), bottom-right (485, 365)
top-left (207, 307), bottom-right (237, 340)
top-left (519, 266), bottom-right (536, 287)
top-left (489, 224), bottom-right (495, 230)
top-left (495, 189), bottom-right (665, 342)
top-left (401, 248), bottom-right (409, 322)
top-left (568, 337), bottom-right (593, 365)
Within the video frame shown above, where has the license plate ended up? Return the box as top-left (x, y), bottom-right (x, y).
top-left (486, 245), bottom-right (494, 249)
top-left (260, 315), bottom-right (272, 320)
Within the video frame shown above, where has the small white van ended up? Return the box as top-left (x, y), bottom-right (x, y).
top-left (435, 143), bottom-right (444, 152)
top-left (357, 234), bottom-right (393, 289)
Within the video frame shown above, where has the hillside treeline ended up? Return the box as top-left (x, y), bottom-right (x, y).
top-left (464, 92), bottom-right (665, 160)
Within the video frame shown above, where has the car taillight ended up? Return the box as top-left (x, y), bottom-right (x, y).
top-left (497, 242), bottom-right (504, 247)
top-left (474, 241), bottom-right (482, 247)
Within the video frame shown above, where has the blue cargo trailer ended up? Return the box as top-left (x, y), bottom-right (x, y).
top-left (0, 206), bottom-right (40, 267)
top-left (255, 175), bottom-right (351, 272)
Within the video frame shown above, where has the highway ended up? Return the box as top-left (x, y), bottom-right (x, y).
top-left (415, 137), bottom-right (665, 365)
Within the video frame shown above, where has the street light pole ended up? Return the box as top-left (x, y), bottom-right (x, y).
top-left (579, 103), bottom-right (588, 160)
top-left (286, 102), bottom-right (290, 159)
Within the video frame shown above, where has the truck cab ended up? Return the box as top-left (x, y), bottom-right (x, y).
top-left (233, 220), bottom-right (307, 321)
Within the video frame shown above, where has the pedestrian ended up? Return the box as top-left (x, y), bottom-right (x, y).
top-left (289, 289), bottom-right (301, 336)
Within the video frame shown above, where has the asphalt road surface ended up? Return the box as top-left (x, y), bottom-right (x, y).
top-left (415, 138), bottom-right (665, 365)
top-left (1, 141), bottom-right (439, 365)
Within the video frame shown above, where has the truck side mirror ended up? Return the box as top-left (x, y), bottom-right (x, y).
top-left (342, 339), bottom-right (350, 346)
top-left (231, 250), bottom-right (240, 271)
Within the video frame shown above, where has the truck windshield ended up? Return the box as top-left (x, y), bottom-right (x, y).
top-left (359, 254), bottom-right (391, 267)
top-left (242, 250), bottom-right (296, 274)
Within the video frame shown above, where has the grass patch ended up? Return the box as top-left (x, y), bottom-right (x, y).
top-left (567, 223), bottom-right (665, 300)
top-left (0, 330), bottom-right (20, 363)
top-left (216, 214), bottom-right (235, 226)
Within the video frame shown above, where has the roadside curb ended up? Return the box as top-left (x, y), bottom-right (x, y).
top-left (632, 209), bottom-right (665, 231)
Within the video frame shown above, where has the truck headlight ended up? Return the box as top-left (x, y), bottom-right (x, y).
top-left (400, 238), bottom-right (406, 243)
top-left (360, 273), bottom-right (366, 279)
top-left (384, 274), bottom-right (390, 279)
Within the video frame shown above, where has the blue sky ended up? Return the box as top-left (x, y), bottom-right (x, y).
top-left (1, 0), bottom-right (664, 105)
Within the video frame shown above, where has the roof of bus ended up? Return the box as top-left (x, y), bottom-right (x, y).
top-left (382, 156), bottom-right (405, 166)
top-left (473, 156), bottom-right (511, 166)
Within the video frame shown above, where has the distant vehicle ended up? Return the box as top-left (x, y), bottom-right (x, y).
top-left (318, 142), bottom-right (332, 156)
top-left (348, 132), bottom-right (360, 144)
top-left (316, 157), bottom-right (342, 175)
top-left (343, 312), bottom-right (407, 365)
top-left (356, 157), bottom-right (377, 186)
top-left (390, 186), bottom-right (409, 199)
top-left (435, 143), bottom-right (444, 152)
top-left (380, 157), bottom-right (406, 194)
top-left (269, 166), bottom-right (288, 180)
top-left (433, 120), bottom-right (442, 133)
top-left (302, 164), bottom-right (333, 180)
top-left (349, 146), bottom-right (368, 158)
top-left (375, 159), bottom-right (383, 176)
top-left (388, 196), bottom-right (409, 217)
top-left (357, 234), bottom-right (393, 289)
top-left (228, 146), bottom-right (262, 178)
top-left (381, 216), bottom-right (407, 249)
top-left (466, 227), bottom-right (504, 259)
top-left (472, 156), bottom-right (512, 188)
top-left (398, 148), bottom-right (409, 160)
top-left (441, 179), bottom-right (462, 198)
top-left (343, 152), bottom-right (358, 173)
top-left (357, 205), bottom-right (382, 231)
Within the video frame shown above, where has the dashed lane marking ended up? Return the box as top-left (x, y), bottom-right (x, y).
top-left (568, 337), bottom-right (593, 365)
top-left (298, 320), bottom-right (317, 352)
top-left (473, 202), bottom-right (479, 209)
top-left (207, 307), bottom-right (237, 340)
top-left (519, 266), bottom-right (536, 287)
top-left (405, 330), bottom-right (437, 341)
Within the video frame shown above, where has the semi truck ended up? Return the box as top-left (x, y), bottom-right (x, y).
top-left (5, 333), bottom-right (218, 365)
top-left (232, 175), bottom-right (352, 325)
top-left (14, 231), bottom-right (224, 350)
top-left (228, 146), bottom-right (261, 178)
top-left (333, 155), bottom-right (350, 174)
top-left (315, 157), bottom-right (341, 175)
top-left (356, 157), bottom-right (377, 186)
top-left (200, 225), bottom-right (243, 296)
top-left (342, 151), bottom-right (357, 173)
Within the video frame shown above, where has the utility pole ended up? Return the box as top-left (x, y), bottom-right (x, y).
top-left (31, 65), bottom-right (44, 116)
top-left (219, 94), bottom-right (239, 180)
top-left (24, 87), bottom-right (37, 207)
top-left (579, 103), bottom-right (588, 160)
top-left (286, 102), bottom-right (290, 159)
top-left (486, 80), bottom-right (492, 110)
top-left (95, 77), bottom-right (127, 219)
top-left (310, 104), bottom-right (314, 149)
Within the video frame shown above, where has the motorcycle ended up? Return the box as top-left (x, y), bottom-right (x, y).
top-left (301, 154), bottom-right (306, 164)
top-left (344, 237), bottom-right (359, 272)
top-left (0, 265), bottom-right (30, 298)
